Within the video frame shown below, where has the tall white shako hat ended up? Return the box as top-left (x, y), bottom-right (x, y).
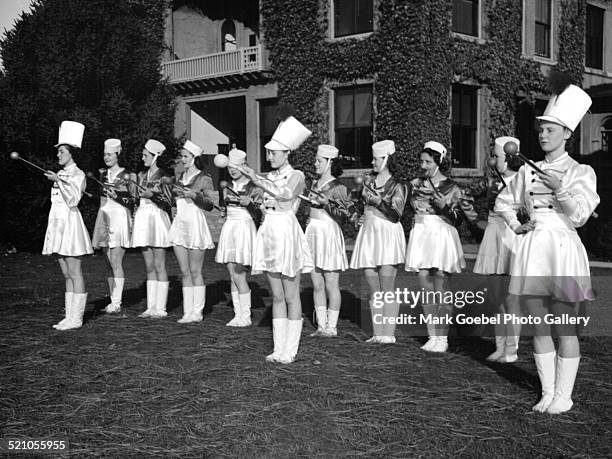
top-left (144, 139), bottom-right (166, 156)
top-left (265, 116), bottom-right (312, 151)
top-left (104, 138), bottom-right (121, 154)
top-left (183, 140), bottom-right (203, 157)
top-left (537, 72), bottom-right (592, 132)
top-left (494, 136), bottom-right (519, 155)
top-left (55, 121), bottom-right (85, 148)
top-left (317, 144), bottom-right (339, 159)
top-left (423, 141), bottom-right (447, 160)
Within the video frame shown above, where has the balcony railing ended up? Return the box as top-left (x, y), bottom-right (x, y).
top-left (162, 45), bottom-right (267, 83)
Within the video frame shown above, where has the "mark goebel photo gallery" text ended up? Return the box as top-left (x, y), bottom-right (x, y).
top-left (372, 313), bottom-right (590, 326)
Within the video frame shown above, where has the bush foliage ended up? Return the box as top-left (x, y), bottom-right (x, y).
top-left (0, 0), bottom-right (176, 250)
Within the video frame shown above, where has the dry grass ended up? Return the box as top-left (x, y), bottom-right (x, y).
top-left (1, 251), bottom-right (611, 457)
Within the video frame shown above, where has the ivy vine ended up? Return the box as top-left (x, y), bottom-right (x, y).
top-left (260, 0), bottom-right (591, 234)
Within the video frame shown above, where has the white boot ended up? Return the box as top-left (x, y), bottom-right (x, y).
top-left (367, 299), bottom-right (382, 343)
top-left (310, 306), bottom-right (327, 336)
top-left (105, 277), bottom-right (125, 313)
top-left (421, 336), bottom-right (436, 351)
top-left (381, 301), bottom-right (399, 343)
top-left (226, 290), bottom-right (241, 326)
top-left (546, 356), bottom-right (580, 414)
top-left (430, 335), bottom-right (448, 353)
top-left (486, 336), bottom-right (506, 361)
top-left (279, 319), bottom-right (304, 364)
top-left (325, 309), bottom-right (340, 337)
top-left (237, 291), bottom-right (252, 327)
top-left (189, 285), bottom-right (206, 322)
top-left (378, 335), bottom-right (396, 344)
top-left (152, 281), bottom-right (169, 318)
top-left (532, 352), bottom-right (556, 412)
top-left (177, 286), bottom-right (194, 323)
top-left (498, 335), bottom-right (519, 363)
top-left (53, 292), bottom-right (73, 329)
top-left (266, 318), bottom-right (288, 362)
top-left (58, 293), bottom-right (87, 330)
top-left (139, 280), bottom-right (157, 317)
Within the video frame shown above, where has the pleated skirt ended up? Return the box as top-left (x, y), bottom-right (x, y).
top-left (252, 210), bottom-right (314, 277)
top-left (305, 209), bottom-right (348, 271)
top-left (405, 214), bottom-right (464, 273)
top-left (509, 212), bottom-right (593, 301)
top-left (350, 209), bottom-right (406, 269)
top-left (131, 199), bottom-right (171, 248)
top-left (43, 202), bottom-right (93, 257)
top-left (92, 198), bottom-right (132, 249)
top-left (215, 207), bottom-right (257, 265)
top-left (168, 199), bottom-right (215, 250)
top-left (473, 214), bottom-right (519, 275)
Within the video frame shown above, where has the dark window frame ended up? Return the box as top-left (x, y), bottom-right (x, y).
top-left (451, 83), bottom-right (479, 169)
top-left (452, 0), bottom-right (479, 37)
top-left (534, 0), bottom-right (552, 58)
top-left (586, 4), bottom-right (605, 70)
top-left (333, 0), bottom-right (374, 38)
top-left (258, 98), bottom-right (279, 173)
top-left (333, 84), bottom-right (374, 169)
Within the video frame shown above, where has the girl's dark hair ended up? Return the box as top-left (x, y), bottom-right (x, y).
top-left (504, 152), bottom-right (523, 172)
top-left (329, 158), bottom-right (343, 178)
top-left (103, 148), bottom-right (128, 168)
top-left (58, 144), bottom-right (80, 160)
top-left (153, 151), bottom-right (173, 171)
top-left (194, 155), bottom-right (207, 172)
top-left (386, 153), bottom-right (400, 175)
top-left (422, 147), bottom-right (451, 174)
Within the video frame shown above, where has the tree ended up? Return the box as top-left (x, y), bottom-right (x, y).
top-left (0, 0), bottom-right (176, 250)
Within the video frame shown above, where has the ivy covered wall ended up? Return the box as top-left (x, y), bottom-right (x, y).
top-left (260, 0), bottom-right (600, 241)
top-left (260, 0), bottom-right (594, 176)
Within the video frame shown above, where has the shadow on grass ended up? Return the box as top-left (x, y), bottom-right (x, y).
top-left (449, 335), bottom-right (536, 391)
top-left (300, 287), bottom-right (363, 330)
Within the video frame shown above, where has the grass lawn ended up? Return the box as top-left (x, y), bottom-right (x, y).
top-left (1, 251), bottom-right (611, 457)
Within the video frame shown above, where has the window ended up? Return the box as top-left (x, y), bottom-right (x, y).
top-left (222, 20), bottom-right (236, 52)
top-left (452, 0), bottom-right (479, 36)
top-left (451, 84), bottom-right (478, 168)
top-left (534, 0), bottom-right (551, 58)
top-left (259, 99), bottom-right (279, 172)
top-left (515, 97), bottom-right (549, 163)
top-left (334, 85), bottom-right (373, 168)
top-left (334, 0), bottom-right (373, 38)
top-left (586, 4), bottom-right (604, 70)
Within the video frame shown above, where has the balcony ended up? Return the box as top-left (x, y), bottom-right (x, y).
top-left (162, 45), bottom-right (271, 93)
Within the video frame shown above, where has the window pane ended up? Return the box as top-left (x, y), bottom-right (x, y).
top-left (535, 0), bottom-right (550, 24)
top-left (534, 0), bottom-right (551, 57)
top-left (335, 89), bottom-right (354, 129)
top-left (355, 0), bottom-right (373, 34)
top-left (334, 85), bottom-right (373, 168)
top-left (335, 0), bottom-right (355, 37)
top-left (355, 126), bottom-right (373, 167)
top-left (451, 84), bottom-right (478, 168)
top-left (586, 5), bottom-right (604, 69)
top-left (259, 99), bottom-right (278, 172)
top-left (354, 87), bottom-right (372, 126)
top-left (535, 23), bottom-right (550, 57)
top-left (335, 0), bottom-right (372, 37)
top-left (452, 0), bottom-right (478, 36)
